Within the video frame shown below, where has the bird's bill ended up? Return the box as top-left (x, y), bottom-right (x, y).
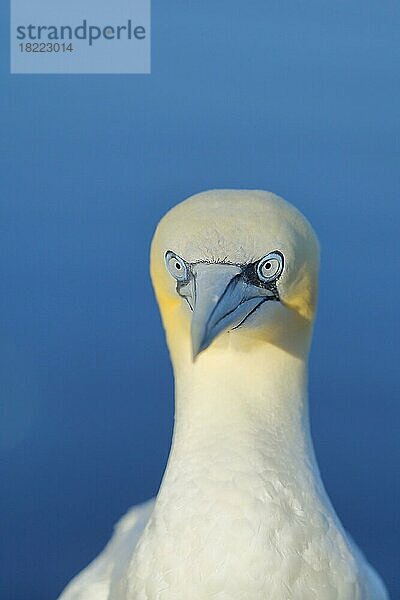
top-left (191, 263), bottom-right (267, 358)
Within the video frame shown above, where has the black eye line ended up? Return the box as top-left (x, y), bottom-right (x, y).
top-left (189, 251), bottom-right (283, 270)
top-left (242, 252), bottom-right (284, 290)
top-left (165, 251), bottom-right (190, 282)
top-left (165, 250), bottom-right (284, 291)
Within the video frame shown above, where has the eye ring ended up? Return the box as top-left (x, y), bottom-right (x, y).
top-left (256, 251), bottom-right (284, 283)
top-left (165, 251), bottom-right (189, 282)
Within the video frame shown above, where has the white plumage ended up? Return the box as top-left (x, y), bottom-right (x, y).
top-left (59, 190), bottom-right (388, 600)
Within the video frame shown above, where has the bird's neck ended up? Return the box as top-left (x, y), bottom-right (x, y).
top-left (159, 338), bottom-right (323, 503)
top-left (130, 338), bottom-right (355, 599)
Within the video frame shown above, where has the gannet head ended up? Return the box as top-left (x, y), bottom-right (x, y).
top-left (150, 190), bottom-right (320, 362)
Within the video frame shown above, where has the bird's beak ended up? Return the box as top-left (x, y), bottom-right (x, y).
top-left (191, 263), bottom-right (268, 359)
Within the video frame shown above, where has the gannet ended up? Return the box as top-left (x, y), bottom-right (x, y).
top-left (59, 190), bottom-right (388, 600)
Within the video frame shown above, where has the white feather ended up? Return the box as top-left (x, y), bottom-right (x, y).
top-left (58, 190), bottom-right (388, 600)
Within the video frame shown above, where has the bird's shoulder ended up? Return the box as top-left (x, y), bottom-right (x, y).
top-left (57, 498), bottom-right (155, 600)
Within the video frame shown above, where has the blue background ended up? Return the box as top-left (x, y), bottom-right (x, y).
top-left (1, 2), bottom-right (399, 599)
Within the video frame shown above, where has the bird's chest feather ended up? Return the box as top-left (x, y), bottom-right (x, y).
top-left (122, 449), bottom-right (363, 600)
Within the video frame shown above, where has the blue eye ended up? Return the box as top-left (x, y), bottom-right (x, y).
top-left (257, 252), bottom-right (283, 283)
top-left (165, 251), bottom-right (189, 282)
